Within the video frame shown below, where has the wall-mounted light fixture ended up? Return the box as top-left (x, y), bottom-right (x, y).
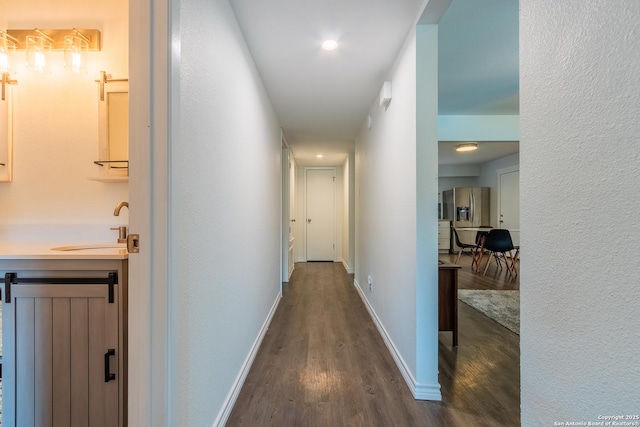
top-left (64, 29), bottom-right (90, 73)
top-left (0, 30), bottom-right (18, 73)
top-left (5, 28), bottom-right (100, 74)
top-left (26, 30), bottom-right (53, 73)
top-left (455, 142), bottom-right (478, 152)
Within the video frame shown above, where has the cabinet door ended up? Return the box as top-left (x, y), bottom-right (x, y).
top-left (3, 283), bottom-right (119, 427)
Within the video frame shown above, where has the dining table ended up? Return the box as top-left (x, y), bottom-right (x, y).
top-left (454, 228), bottom-right (520, 274)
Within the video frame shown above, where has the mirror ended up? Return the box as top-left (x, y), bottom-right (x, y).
top-left (0, 80), bottom-right (13, 182)
top-left (97, 79), bottom-right (129, 179)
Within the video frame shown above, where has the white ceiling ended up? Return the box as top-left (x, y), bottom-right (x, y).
top-left (229, 0), bottom-right (520, 167)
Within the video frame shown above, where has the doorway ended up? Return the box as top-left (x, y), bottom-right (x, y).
top-left (282, 139), bottom-right (296, 283)
top-left (498, 166), bottom-right (520, 246)
top-left (305, 168), bottom-right (336, 261)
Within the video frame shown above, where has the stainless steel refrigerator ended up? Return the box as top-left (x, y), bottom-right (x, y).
top-left (442, 187), bottom-right (490, 228)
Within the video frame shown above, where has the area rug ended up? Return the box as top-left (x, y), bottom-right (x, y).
top-left (458, 289), bottom-right (520, 335)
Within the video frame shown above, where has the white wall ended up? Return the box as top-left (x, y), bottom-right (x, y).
top-left (170, 0), bottom-right (282, 424)
top-left (355, 22), bottom-right (440, 399)
top-left (0, 0), bottom-right (129, 242)
top-left (521, 1), bottom-right (640, 424)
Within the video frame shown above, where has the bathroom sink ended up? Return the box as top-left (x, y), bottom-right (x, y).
top-left (51, 243), bottom-right (127, 251)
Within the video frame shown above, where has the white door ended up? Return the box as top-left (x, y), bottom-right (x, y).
top-left (499, 168), bottom-right (520, 246)
top-left (305, 168), bottom-right (335, 261)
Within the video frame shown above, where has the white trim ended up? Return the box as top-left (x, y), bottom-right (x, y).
top-left (303, 167), bottom-right (337, 261)
top-left (340, 257), bottom-right (355, 274)
top-left (353, 279), bottom-right (442, 401)
top-left (128, 0), bottom-right (172, 424)
top-left (214, 294), bottom-right (282, 426)
top-left (281, 141), bottom-right (291, 287)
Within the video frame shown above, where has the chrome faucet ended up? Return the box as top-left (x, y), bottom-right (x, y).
top-left (111, 202), bottom-right (129, 243)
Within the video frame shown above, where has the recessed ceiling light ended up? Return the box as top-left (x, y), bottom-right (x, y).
top-left (456, 142), bottom-right (478, 152)
top-left (322, 40), bottom-right (338, 51)
top-left (316, 154), bottom-right (324, 158)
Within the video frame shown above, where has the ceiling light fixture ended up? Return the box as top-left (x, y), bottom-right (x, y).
top-left (456, 142), bottom-right (478, 152)
top-left (321, 40), bottom-right (338, 51)
top-left (316, 154), bottom-right (324, 158)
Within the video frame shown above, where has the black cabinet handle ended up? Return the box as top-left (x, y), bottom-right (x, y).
top-left (104, 349), bottom-right (116, 382)
top-left (3, 272), bottom-right (118, 304)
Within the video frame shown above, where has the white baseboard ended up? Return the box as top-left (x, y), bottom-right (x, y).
top-left (353, 279), bottom-right (442, 401)
top-left (340, 258), bottom-right (354, 274)
top-left (214, 292), bottom-right (282, 426)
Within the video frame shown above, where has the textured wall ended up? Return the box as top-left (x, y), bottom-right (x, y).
top-left (355, 25), bottom-right (419, 379)
top-left (170, 0), bottom-right (282, 424)
top-left (520, 1), bottom-right (640, 424)
top-left (355, 23), bottom-right (440, 399)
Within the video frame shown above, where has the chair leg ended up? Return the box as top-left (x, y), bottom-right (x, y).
top-left (474, 249), bottom-right (485, 273)
top-left (454, 248), bottom-right (463, 264)
top-left (483, 252), bottom-right (494, 275)
top-left (506, 250), bottom-right (518, 276)
top-left (494, 253), bottom-right (504, 270)
top-left (471, 248), bottom-right (478, 271)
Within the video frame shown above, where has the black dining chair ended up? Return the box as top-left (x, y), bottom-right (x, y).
top-left (482, 229), bottom-right (518, 276)
top-left (472, 226), bottom-right (493, 272)
top-left (451, 226), bottom-right (478, 265)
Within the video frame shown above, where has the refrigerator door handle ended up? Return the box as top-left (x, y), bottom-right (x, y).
top-left (470, 192), bottom-right (474, 225)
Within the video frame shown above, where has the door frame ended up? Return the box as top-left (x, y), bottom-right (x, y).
top-left (128, 0), bottom-right (171, 425)
top-left (496, 165), bottom-right (520, 229)
top-left (303, 166), bottom-right (337, 262)
top-left (281, 130), bottom-right (291, 284)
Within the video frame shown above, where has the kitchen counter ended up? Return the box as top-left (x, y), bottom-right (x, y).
top-left (0, 242), bottom-right (129, 260)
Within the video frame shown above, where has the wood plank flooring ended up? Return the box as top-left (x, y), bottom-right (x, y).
top-left (226, 259), bottom-right (520, 426)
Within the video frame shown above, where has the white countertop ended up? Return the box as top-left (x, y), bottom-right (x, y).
top-left (0, 242), bottom-right (129, 260)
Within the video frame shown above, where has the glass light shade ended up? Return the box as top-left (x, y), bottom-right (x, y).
top-left (0, 33), bottom-right (16, 73)
top-left (0, 50), bottom-right (10, 73)
top-left (64, 35), bottom-right (89, 73)
top-left (26, 35), bottom-right (52, 73)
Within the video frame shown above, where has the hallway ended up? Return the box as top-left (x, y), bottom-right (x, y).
top-left (227, 262), bottom-right (519, 426)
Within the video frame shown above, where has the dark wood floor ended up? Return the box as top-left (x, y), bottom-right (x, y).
top-left (227, 257), bottom-right (520, 426)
